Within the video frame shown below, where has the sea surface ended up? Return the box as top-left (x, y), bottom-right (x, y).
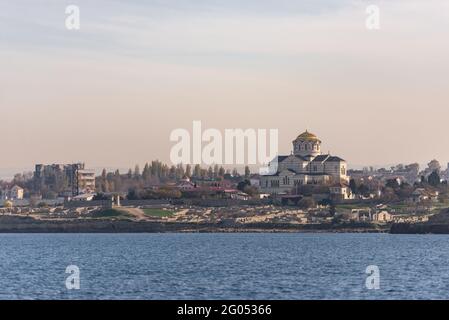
top-left (1, 233), bottom-right (449, 300)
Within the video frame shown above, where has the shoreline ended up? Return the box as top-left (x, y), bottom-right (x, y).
top-left (3, 216), bottom-right (448, 234)
top-left (0, 216), bottom-right (389, 233)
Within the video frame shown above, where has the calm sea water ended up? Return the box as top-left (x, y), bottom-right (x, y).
top-left (1, 233), bottom-right (449, 300)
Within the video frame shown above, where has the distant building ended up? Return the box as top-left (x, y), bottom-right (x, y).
top-left (329, 183), bottom-right (353, 201)
top-left (260, 131), bottom-right (349, 194)
top-left (348, 163), bottom-right (420, 185)
top-left (10, 185), bottom-right (24, 200)
top-left (372, 211), bottom-right (393, 223)
top-left (177, 179), bottom-right (196, 190)
top-left (409, 188), bottom-right (439, 204)
top-left (34, 163), bottom-right (95, 196)
top-left (351, 208), bottom-right (372, 222)
top-left (77, 169), bottom-right (96, 194)
top-left (0, 185), bottom-right (24, 200)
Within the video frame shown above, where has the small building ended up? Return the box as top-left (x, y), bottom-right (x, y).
top-left (10, 186), bottom-right (24, 200)
top-left (249, 178), bottom-right (260, 188)
top-left (71, 193), bottom-right (95, 201)
top-left (176, 179), bottom-right (196, 190)
top-left (410, 188), bottom-right (439, 203)
top-left (330, 183), bottom-right (353, 201)
top-left (226, 190), bottom-right (250, 201)
top-left (350, 208), bottom-right (372, 221)
top-left (372, 210), bottom-right (393, 223)
top-left (1, 185), bottom-right (24, 201)
top-left (77, 170), bottom-right (96, 194)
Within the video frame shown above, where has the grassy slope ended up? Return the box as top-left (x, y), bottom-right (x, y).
top-left (142, 208), bottom-right (175, 217)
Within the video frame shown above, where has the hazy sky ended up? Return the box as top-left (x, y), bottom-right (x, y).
top-left (1, 0), bottom-right (449, 176)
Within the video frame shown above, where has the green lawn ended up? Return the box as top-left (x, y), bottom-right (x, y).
top-left (143, 208), bottom-right (175, 217)
top-left (387, 204), bottom-right (410, 210)
top-left (335, 204), bottom-right (365, 210)
top-left (91, 209), bottom-right (131, 219)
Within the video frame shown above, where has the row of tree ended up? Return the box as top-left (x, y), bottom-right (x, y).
top-left (96, 161), bottom-right (253, 193)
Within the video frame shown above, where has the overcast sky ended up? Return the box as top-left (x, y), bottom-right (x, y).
top-left (1, 0), bottom-right (449, 177)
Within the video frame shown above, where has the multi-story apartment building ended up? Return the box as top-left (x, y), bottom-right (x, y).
top-left (34, 163), bottom-right (95, 196)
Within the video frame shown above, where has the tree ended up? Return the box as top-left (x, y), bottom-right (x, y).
top-left (243, 185), bottom-right (258, 197)
top-left (199, 168), bottom-right (207, 179)
top-left (428, 159), bottom-right (441, 173)
top-left (93, 193), bottom-right (109, 201)
top-left (349, 179), bottom-right (358, 194)
top-left (134, 165), bottom-right (141, 179)
top-left (169, 165), bottom-right (176, 179)
top-left (38, 202), bottom-right (49, 208)
top-left (329, 203), bottom-right (336, 217)
top-left (185, 164), bottom-right (192, 178)
top-left (3, 200), bottom-right (13, 208)
top-left (142, 163), bottom-right (150, 181)
top-left (101, 169), bottom-right (110, 192)
top-left (213, 164), bottom-right (219, 178)
top-left (428, 170), bottom-right (441, 187)
top-left (237, 179), bottom-right (251, 192)
top-left (298, 197), bottom-right (316, 209)
top-left (193, 164), bottom-right (201, 178)
top-left (396, 183), bottom-right (414, 200)
top-left (207, 166), bottom-right (214, 179)
top-left (386, 179), bottom-right (400, 189)
top-left (175, 163), bottom-right (185, 180)
top-left (381, 187), bottom-right (398, 202)
top-left (101, 169), bottom-right (107, 180)
top-left (244, 166), bottom-right (251, 178)
top-left (127, 188), bottom-right (140, 200)
top-left (358, 184), bottom-right (370, 197)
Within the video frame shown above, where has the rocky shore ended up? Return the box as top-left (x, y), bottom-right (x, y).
top-left (390, 223), bottom-right (449, 234)
top-left (0, 215), bottom-right (388, 233)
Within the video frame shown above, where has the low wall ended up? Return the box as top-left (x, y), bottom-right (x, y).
top-left (63, 198), bottom-right (269, 209)
top-left (173, 198), bottom-right (270, 207)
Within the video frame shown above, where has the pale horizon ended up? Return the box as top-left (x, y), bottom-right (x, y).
top-left (2, 0), bottom-right (449, 177)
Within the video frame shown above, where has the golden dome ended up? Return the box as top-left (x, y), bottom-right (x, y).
top-left (295, 130), bottom-right (321, 142)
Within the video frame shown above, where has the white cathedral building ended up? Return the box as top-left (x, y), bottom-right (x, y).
top-left (260, 130), bottom-right (350, 194)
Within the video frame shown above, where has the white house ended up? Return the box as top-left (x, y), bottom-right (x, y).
top-left (372, 211), bottom-right (393, 223)
top-left (1, 185), bottom-right (24, 200)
